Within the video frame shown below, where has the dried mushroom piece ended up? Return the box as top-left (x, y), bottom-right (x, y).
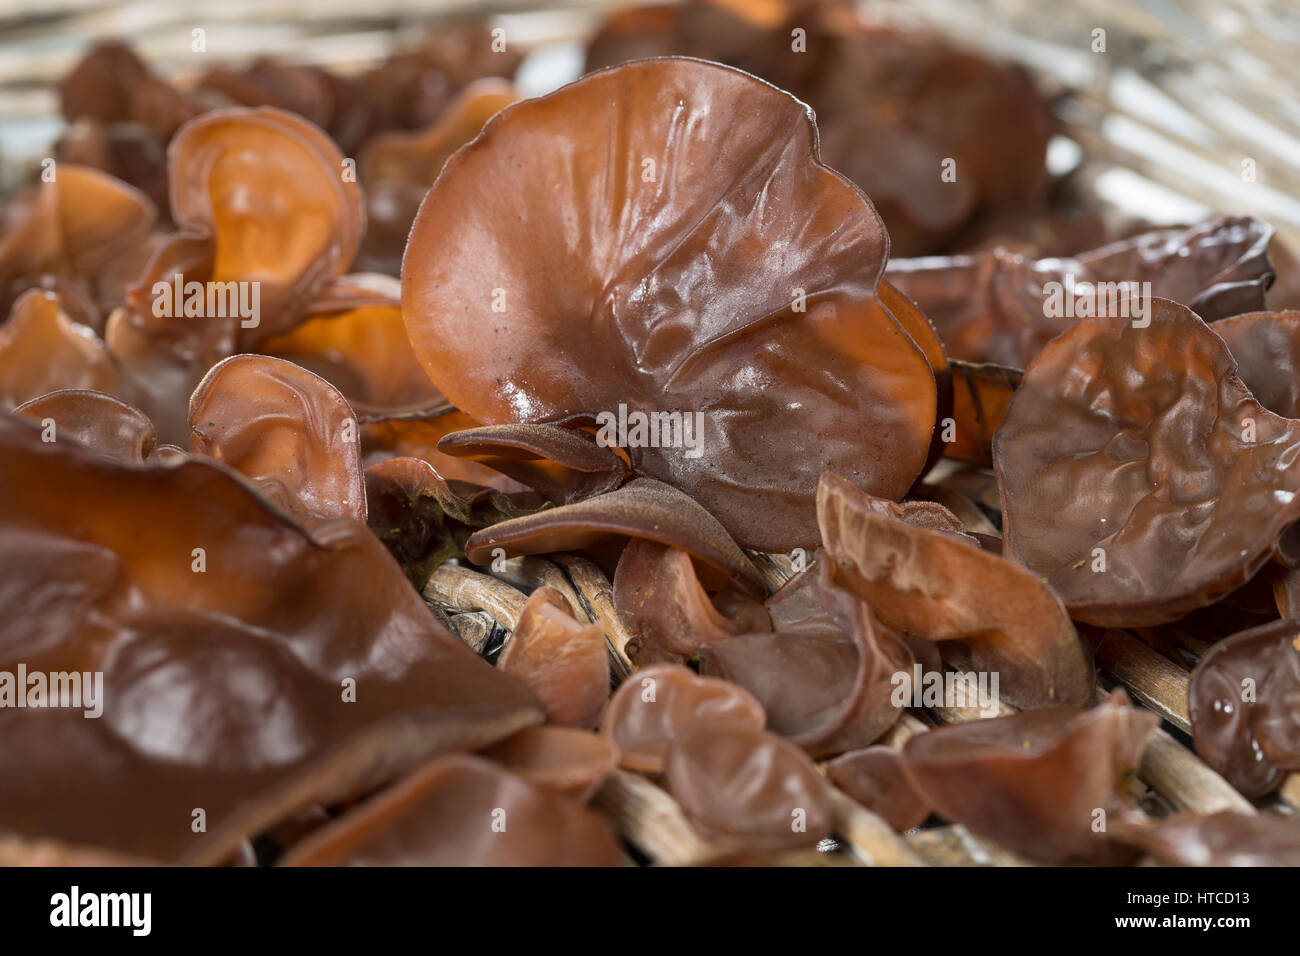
top-left (1188, 618), bottom-right (1300, 797)
top-left (1113, 811), bottom-right (1300, 867)
top-left (279, 754), bottom-right (623, 866)
top-left (613, 538), bottom-right (770, 663)
top-left (900, 690), bottom-right (1157, 863)
top-left (497, 587), bottom-right (610, 729)
top-left (0, 290), bottom-right (119, 409)
top-left (14, 389), bottom-right (156, 463)
top-left (887, 217), bottom-right (1276, 369)
top-left (0, 415), bottom-right (540, 863)
top-left (665, 725), bottom-right (833, 850)
top-left (818, 472), bottom-right (1094, 707)
top-left (479, 726), bottom-right (619, 802)
top-left (600, 663), bottom-right (766, 773)
top-left (189, 354), bottom-right (366, 531)
top-left (402, 57), bottom-right (937, 553)
top-left (438, 422), bottom-right (629, 504)
top-left (825, 746), bottom-right (931, 832)
top-left (995, 298), bottom-right (1300, 626)
top-left (698, 566), bottom-right (913, 757)
top-left (465, 478), bottom-right (765, 597)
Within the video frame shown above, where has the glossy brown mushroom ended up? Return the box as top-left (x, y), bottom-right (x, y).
top-left (279, 754), bottom-right (623, 866)
top-left (818, 472), bottom-right (1094, 707)
top-left (698, 566), bottom-right (913, 757)
top-left (497, 587), bottom-right (610, 729)
top-left (825, 746), bottom-right (931, 832)
top-left (1188, 618), bottom-right (1300, 797)
top-left (900, 690), bottom-right (1157, 863)
top-left (1212, 310), bottom-right (1300, 418)
top-left (465, 478), bottom-right (765, 597)
top-left (0, 414), bottom-right (540, 863)
top-left (189, 354), bottom-right (366, 531)
top-left (14, 388), bottom-right (155, 463)
top-left (995, 298), bottom-right (1300, 626)
top-left (665, 725), bottom-right (833, 850)
top-left (1113, 811), bottom-right (1300, 866)
top-left (599, 663), bottom-right (765, 773)
top-left (0, 290), bottom-right (118, 409)
top-left (402, 57), bottom-right (938, 552)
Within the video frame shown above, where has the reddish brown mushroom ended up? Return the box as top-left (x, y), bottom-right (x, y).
top-left (0, 290), bottom-right (118, 409)
top-left (818, 472), bottom-right (1094, 708)
top-left (0, 414), bottom-right (540, 863)
top-left (1188, 618), bottom-right (1300, 797)
top-left (900, 690), bottom-right (1157, 863)
top-left (480, 725), bottom-right (619, 802)
top-left (1212, 310), bottom-right (1300, 418)
top-left (497, 587), bottom-right (610, 729)
top-left (401, 57), bottom-right (938, 552)
top-left (825, 746), bottom-right (931, 832)
top-left (14, 388), bottom-right (156, 463)
top-left (599, 663), bottom-right (766, 773)
top-left (1112, 811), bottom-right (1300, 866)
top-left (995, 298), bottom-right (1300, 626)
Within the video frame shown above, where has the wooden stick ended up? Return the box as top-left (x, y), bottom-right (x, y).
top-left (423, 562), bottom-right (526, 630)
top-left (593, 769), bottom-right (737, 866)
top-left (1096, 629), bottom-right (1191, 731)
top-left (826, 788), bottom-right (925, 866)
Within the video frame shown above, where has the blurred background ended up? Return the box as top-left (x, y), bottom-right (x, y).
top-left (1, 0), bottom-right (1298, 256)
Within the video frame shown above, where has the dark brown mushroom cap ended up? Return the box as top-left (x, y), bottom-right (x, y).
top-left (1188, 618), bottom-right (1300, 797)
top-left (613, 538), bottom-right (770, 663)
top-left (14, 388), bottom-right (155, 463)
top-left (887, 217), bottom-right (1276, 368)
top-left (599, 662), bottom-right (766, 773)
top-left (189, 354), bottom-right (366, 531)
top-left (480, 725), bottom-right (620, 802)
top-left (497, 587), bottom-right (610, 729)
top-left (1212, 310), bottom-right (1300, 418)
top-left (825, 745), bottom-right (931, 832)
top-left (900, 690), bottom-right (1156, 863)
top-left (279, 754), bottom-right (623, 866)
top-left (162, 107), bottom-right (364, 346)
top-left (402, 57), bottom-right (937, 552)
top-left (0, 290), bottom-right (118, 409)
top-left (1113, 811), bottom-right (1300, 867)
top-left (698, 565), bottom-right (912, 757)
top-left (465, 478), bottom-right (765, 597)
top-left (995, 298), bottom-right (1300, 627)
top-left (665, 724), bottom-right (832, 850)
top-left (438, 422), bottom-right (629, 504)
top-left (818, 472), bottom-right (1094, 707)
top-left (0, 414), bottom-right (540, 863)
top-left (59, 41), bottom-right (197, 141)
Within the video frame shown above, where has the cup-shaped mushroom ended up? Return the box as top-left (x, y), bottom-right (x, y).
top-left (14, 388), bottom-right (155, 463)
top-left (599, 663), bottom-right (765, 773)
top-left (401, 57), bottom-right (937, 552)
top-left (995, 298), bottom-right (1300, 626)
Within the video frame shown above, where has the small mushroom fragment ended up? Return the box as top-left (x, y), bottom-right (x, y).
top-left (189, 354), bottom-right (366, 531)
top-left (401, 57), bottom-right (938, 552)
top-left (363, 456), bottom-right (535, 588)
top-left (825, 746), bottom-right (932, 832)
top-left (1113, 811), bottom-right (1300, 867)
top-left (279, 754), bottom-right (623, 866)
top-left (995, 298), bottom-right (1300, 626)
top-left (480, 726), bottom-right (619, 802)
top-left (0, 414), bottom-right (540, 863)
top-left (0, 290), bottom-right (118, 409)
top-left (698, 566), bottom-right (913, 757)
top-left (497, 587), bottom-right (610, 729)
top-left (817, 472), bottom-right (1094, 708)
top-left (438, 422), bottom-right (629, 504)
top-left (599, 663), bottom-right (766, 773)
top-left (613, 538), bottom-right (771, 663)
top-left (14, 389), bottom-right (156, 463)
top-left (665, 725), bottom-right (833, 850)
top-left (1188, 618), bottom-right (1300, 797)
top-left (900, 691), bottom-right (1157, 863)
top-left (361, 408), bottom-right (533, 493)
top-left (466, 478), bottom-right (765, 597)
